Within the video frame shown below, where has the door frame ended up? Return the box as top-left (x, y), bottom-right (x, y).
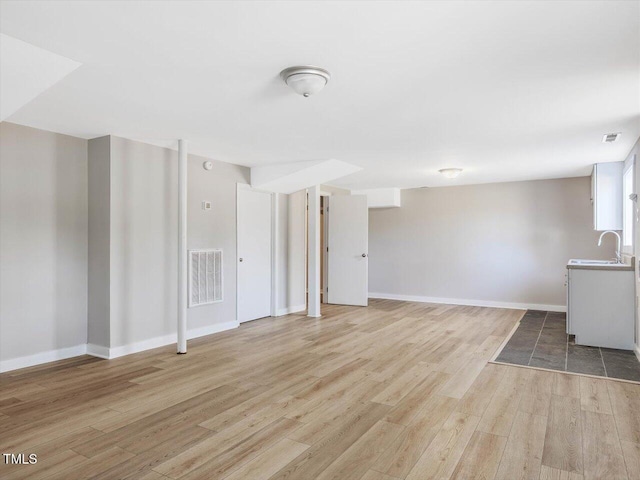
top-left (236, 183), bottom-right (277, 323)
top-left (321, 195), bottom-right (329, 304)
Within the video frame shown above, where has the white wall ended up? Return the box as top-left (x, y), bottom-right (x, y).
top-left (8, 122), bottom-right (628, 368)
top-left (87, 135), bottom-right (110, 348)
top-left (0, 122), bottom-right (88, 370)
top-left (109, 137), bottom-right (179, 348)
top-left (287, 190), bottom-right (307, 313)
top-left (369, 177), bottom-right (616, 310)
top-left (283, 185), bottom-right (351, 315)
top-left (320, 184), bottom-right (351, 196)
top-left (186, 151), bottom-right (249, 332)
top-left (3, 127), bottom-right (294, 368)
top-left (88, 136), bottom-right (251, 354)
top-left (351, 188), bottom-right (401, 208)
top-left (276, 193), bottom-right (290, 314)
top-left (0, 126), bottom-right (352, 369)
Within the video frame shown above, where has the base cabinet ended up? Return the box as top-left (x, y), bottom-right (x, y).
top-left (566, 267), bottom-right (634, 350)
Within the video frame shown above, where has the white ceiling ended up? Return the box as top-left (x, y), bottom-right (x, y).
top-left (0, 34), bottom-right (80, 121)
top-left (1, 0), bottom-right (639, 189)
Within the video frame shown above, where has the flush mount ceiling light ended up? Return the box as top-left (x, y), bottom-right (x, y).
top-left (602, 133), bottom-right (621, 143)
top-left (439, 168), bottom-right (463, 179)
top-left (280, 65), bottom-right (330, 97)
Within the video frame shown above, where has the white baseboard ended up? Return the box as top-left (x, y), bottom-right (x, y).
top-left (186, 321), bottom-right (239, 340)
top-left (368, 292), bottom-right (566, 313)
top-left (635, 344), bottom-right (640, 363)
top-left (275, 304), bottom-right (307, 317)
top-left (93, 321), bottom-right (240, 360)
top-left (0, 344), bottom-right (87, 373)
top-left (1, 322), bottom-right (240, 372)
top-left (86, 343), bottom-right (110, 359)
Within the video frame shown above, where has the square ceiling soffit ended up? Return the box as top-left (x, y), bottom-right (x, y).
top-left (251, 159), bottom-right (362, 194)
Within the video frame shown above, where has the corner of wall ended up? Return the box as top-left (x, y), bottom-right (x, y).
top-left (87, 134), bottom-right (112, 350)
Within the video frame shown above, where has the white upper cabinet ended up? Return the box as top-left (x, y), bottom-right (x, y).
top-left (591, 162), bottom-right (623, 231)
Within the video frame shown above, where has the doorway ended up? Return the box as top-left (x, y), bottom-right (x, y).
top-left (306, 192), bottom-right (369, 308)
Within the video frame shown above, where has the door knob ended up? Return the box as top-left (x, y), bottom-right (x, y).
top-left (362, 253), bottom-right (367, 257)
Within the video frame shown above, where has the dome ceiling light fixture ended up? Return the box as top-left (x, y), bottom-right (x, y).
top-left (280, 65), bottom-right (331, 97)
top-left (439, 168), bottom-right (463, 179)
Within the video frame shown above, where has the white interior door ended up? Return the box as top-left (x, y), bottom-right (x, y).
top-left (237, 185), bottom-right (272, 323)
top-left (327, 195), bottom-right (368, 306)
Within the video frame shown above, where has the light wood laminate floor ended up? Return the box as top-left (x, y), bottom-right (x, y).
top-left (2, 299), bottom-right (640, 480)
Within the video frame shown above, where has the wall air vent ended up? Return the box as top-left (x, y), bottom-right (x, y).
top-left (603, 133), bottom-right (621, 143)
top-left (189, 249), bottom-right (223, 307)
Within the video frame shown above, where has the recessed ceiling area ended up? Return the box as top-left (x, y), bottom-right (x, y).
top-left (0, 0), bottom-right (638, 189)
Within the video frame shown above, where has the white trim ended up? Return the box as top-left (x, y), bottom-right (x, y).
top-left (307, 186), bottom-right (321, 317)
top-left (271, 193), bottom-right (278, 317)
top-left (236, 184), bottom-right (240, 324)
top-left (622, 156), bottom-right (635, 254)
top-left (187, 321), bottom-right (239, 341)
top-left (0, 344), bottom-right (87, 373)
top-left (276, 304), bottom-right (307, 316)
top-left (322, 195), bottom-right (329, 304)
top-left (91, 321), bottom-right (239, 360)
top-left (86, 343), bottom-right (110, 359)
top-left (0, 322), bottom-right (240, 372)
top-left (634, 343), bottom-right (640, 363)
top-left (368, 292), bottom-right (566, 313)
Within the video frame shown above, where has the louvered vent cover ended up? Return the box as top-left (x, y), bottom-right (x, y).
top-left (189, 249), bottom-right (223, 307)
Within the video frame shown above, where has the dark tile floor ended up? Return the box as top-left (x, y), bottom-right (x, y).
top-left (494, 310), bottom-right (640, 382)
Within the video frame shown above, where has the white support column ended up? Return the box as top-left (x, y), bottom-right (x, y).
top-left (177, 139), bottom-right (188, 353)
top-left (307, 185), bottom-right (321, 317)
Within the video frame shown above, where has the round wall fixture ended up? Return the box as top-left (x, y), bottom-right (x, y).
top-left (203, 161), bottom-right (213, 171)
top-left (280, 66), bottom-right (330, 97)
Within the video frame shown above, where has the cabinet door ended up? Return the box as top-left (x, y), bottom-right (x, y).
top-left (591, 165), bottom-right (596, 228)
top-left (593, 162), bottom-right (623, 231)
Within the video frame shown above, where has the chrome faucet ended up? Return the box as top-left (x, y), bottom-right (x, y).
top-left (597, 230), bottom-right (622, 263)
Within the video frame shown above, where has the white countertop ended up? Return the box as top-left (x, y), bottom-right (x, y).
top-left (567, 258), bottom-right (634, 271)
